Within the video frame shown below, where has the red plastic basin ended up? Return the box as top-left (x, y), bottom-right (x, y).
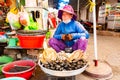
top-left (2, 60), bottom-right (36, 80)
top-left (17, 35), bottom-right (45, 48)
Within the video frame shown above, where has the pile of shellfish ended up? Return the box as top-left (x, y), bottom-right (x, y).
top-left (39, 48), bottom-right (87, 71)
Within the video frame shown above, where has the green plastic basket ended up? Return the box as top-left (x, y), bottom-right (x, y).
top-left (0, 56), bottom-right (13, 74)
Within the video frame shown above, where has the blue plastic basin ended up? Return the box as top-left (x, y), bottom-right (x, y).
top-left (1, 77), bottom-right (26, 80)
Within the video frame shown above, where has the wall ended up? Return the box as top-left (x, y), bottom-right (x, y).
top-left (80, 7), bottom-right (87, 21)
top-left (109, 0), bottom-right (117, 5)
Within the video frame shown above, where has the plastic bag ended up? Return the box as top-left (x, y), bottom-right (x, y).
top-left (6, 7), bottom-right (19, 23)
top-left (19, 10), bottom-right (30, 26)
top-left (7, 12), bottom-right (21, 30)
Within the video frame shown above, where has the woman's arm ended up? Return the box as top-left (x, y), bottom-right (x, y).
top-left (72, 21), bottom-right (90, 39)
top-left (53, 23), bottom-right (63, 40)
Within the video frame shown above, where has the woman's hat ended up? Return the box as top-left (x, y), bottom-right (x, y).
top-left (58, 5), bottom-right (77, 20)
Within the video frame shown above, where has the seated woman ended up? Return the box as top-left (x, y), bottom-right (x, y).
top-left (49, 5), bottom-right (90, 53)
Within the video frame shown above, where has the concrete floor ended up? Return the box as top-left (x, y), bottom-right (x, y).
top-left (0, 31), bottom-right (120, 80)
top-left (76, 33), bottom-right (120, 80)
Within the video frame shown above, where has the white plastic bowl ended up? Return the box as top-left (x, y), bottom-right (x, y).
top-left (38, 60), bottom-right (87, 77)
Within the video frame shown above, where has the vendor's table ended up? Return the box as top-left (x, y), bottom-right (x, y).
top-left (5, 46), bottom-right (29, 55)
top-left (5, 46), bottom-right (43, 49)
top-left (5, 46), bottom-right (43, 60)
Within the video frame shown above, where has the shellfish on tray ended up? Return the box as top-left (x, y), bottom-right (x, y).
top-left (38, 48), bottom-right (88, 76)
top-left (38, 59), bottom-right (88, 77)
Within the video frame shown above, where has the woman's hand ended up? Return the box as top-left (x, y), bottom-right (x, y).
top-left (67, 34), bottom-right (72, 41)
top-left (62, 34), bottom-right (72, 41)
top-left (62, 34), bottom-right (66, 40)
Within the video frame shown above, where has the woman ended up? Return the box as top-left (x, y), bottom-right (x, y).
top-left (49, 5), bottom-right (90, 53)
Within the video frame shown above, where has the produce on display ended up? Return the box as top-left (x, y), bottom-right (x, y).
top-left (6, 7), bottom-right (21, 30)
top-left (39, 48), bottom-right (87, 71)
top-left (41, 59), bottom-right (87, 71)
top-left (19, 10), bottom-right (30, 26)
top-left (6, 7), bottom-right (39, 31)
top-left (24, 16), bottom-right (39, 30)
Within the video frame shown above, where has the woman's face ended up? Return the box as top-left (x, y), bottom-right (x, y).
top-left (62, 11), bottom-right (73, 21)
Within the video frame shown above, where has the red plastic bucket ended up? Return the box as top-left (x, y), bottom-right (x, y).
top-left (17, 35), bottom-right (45, 48)
top-left (2, 60), bottom-right (36, 80)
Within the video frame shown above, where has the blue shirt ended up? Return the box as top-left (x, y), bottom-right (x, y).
top-left (53, 20), bottom-right (90, 47)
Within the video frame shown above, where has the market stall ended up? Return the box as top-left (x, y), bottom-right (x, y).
top-left (0, 0), bottom-right (48, 79)
top-left (0, 0), bottom-right (114, 80)
top-left (107, 3), bottom-right (120, 31)
top-left (98, 2), bottom-right (120, 31)
top-left (0, 0), bottom-right (90, 80)
top-left (3, 0), bottom-right (49, 57)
